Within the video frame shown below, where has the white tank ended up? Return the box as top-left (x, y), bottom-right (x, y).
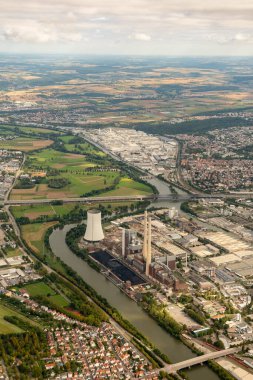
top-left (84, 209), bottom-right (104, 242)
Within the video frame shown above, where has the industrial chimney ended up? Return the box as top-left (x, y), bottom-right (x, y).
top-left (142, 211), bottom-right (148, 260)
top-left (146, 217), bottom-right (152, 276)
top-left (84, 209), bottom-right (104, 242)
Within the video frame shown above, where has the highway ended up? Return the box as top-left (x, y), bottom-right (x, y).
top-left (5, 193), bottom-right (198, 206)
top-left (5, 194), bottom-right (155, 205)
top-left (5, 191), bottom-right (253, 206)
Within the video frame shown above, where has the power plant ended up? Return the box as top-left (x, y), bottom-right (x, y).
top-left (120, 211), bottom-right (152, 276)
top-left (84, 209), bottom-right (104, 242)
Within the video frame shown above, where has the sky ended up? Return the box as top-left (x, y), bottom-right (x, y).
top-left (1, 0), bottom-right (253, 56)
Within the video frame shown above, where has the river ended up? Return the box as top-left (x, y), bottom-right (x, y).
top-left (49, 177), bottom-right (220, 380)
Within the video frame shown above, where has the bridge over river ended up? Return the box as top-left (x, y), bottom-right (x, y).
top-left (164, 347), bottom-right (240, 374)
top-left (4, 191), bottom-right (252, 206)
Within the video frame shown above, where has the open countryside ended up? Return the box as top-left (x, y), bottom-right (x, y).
top-left (10, 139), bottom-right (153, 200)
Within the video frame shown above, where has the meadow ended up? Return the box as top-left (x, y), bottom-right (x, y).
top-left (20, 221), bottom-right (68, 275)
top-left (23, 281), bottom-right (70, 308)
top-left (21, 221), bottom-right (58, 254)
top-left (11, 148), bottom-right (153, 200)
top-left (0, 137), bottom-right (53, 152)
top-left (59, 135), bottom-right (106, 157)
top-left (0, 303), bottom-right (40, 334)
top-left (11, 201), bottom-right (140, 220)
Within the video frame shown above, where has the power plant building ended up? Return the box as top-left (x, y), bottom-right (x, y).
top-left (84, 209), bottom-right (104, 242)
top-left (122, 229), bottom-right (141, 258)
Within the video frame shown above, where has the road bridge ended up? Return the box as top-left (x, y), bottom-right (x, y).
top-left (5, 195), bottom-right (154, 206)
top-left (5, 194), bottom-right (197, 206)
top-left (164, 347), bottom-right (239, 373)
top-left (4, 192), bottom-right (252, 206)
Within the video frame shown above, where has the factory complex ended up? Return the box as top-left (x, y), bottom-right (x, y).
top-left (81, 128), bottom-right (177, 177)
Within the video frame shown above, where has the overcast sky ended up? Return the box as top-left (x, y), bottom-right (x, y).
top-left (1, 0), bottom-right (253, 56)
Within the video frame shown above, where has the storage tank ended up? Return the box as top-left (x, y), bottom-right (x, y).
top-left (84, 209), bottom-right (104, 242)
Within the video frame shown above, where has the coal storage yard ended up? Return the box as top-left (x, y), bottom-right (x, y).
top-left (90, 250), bottom-right (145, 286)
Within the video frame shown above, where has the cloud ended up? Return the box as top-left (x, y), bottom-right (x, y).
top-left (131, 33), bottom-right (151, 41)
top-left (234, 32), bottom-right (252, 42)
top-left (2, 22), bottom-right (83, 43)
top-left (0, 0), bottom-right (253, 54)
top-left (205, 32), bottom-right (253, 44)
top-left (90, 16), bottom-right (107, 22)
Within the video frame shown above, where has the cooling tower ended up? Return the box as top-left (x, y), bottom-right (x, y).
top-left (84, 209), bottom-right (104, 242)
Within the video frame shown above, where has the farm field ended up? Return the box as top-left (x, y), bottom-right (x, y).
top-left (11, 201), bottom-right (140, 220)
top-left (101, 177), bottom-right (152, 196)
top-left (0, 137), bottom-right (53, 152)
top-left (60, 135), bottom-right (106, 157)
top-left (0, 304), bottom-right (23, 334)
top-left (21, 221), bottom-right (58, 254)
top-left (20, 221), bottom-right (68, 275)
top-left (11, 172), bottom-right (119, 199)
top-left (10, 148), bottom-right (153, 200)
top-left (18, 126), bottom-right (61, 135)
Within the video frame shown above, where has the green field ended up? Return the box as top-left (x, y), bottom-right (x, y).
top-left (49, 294), bottom-right (69, 308)
top-left (0, 137), bottom-right (53, 152)
top-left (23, 281), bottom-right (70, 308)
top-left (0, 124), bottom-right (61, 135)
top-left (21, 221), bottom-right (69, 275)
top-left (23, 282), bottom-right (55, 297)
top-left (11, 148), bottom-right (153, 200)
top-left (5, 247), bottom-right (23, 257)
top-left (21, 221), bottom-right (58, 255)
top-left (0, 303), bottom-right (39, 334)
top-left (11, 200), bottom-right (139, 220)
top-left (60, 135), bottom-right (106, 157)
top-left (18, 126), bottom-right (61, 135)
top-left (101, 177), bottom-right (152, 196)
top-left (11, 203), bottom-right (74, 220)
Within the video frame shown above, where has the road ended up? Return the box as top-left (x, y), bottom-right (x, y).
top-left (5, 191), bottom-right (253, 207)
top-left (5, 194), bottom-right (193, 206)
top-left (4, 153), bottom-right (26, 204)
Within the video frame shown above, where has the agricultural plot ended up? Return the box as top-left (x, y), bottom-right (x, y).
top-left (21, 221), bottom-right (58, 254)
top-left (0, 303), bottom-right (40, 334)
top-left (11, 201), bottom-right (138, 220)
top-left (11, 148), bottom-right (153, 199)
top-left (0, 137), bottom-right (53, 152)
top-left (101, 177), bottom-right (152, 196)
top-left (11, 204), bottom-right (74, 220)
top-left (60, 135), bottom-right (106, 157)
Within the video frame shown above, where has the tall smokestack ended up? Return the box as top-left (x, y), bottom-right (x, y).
top-left (142, 211), bottom-right (148, 260)
top-left (122, 229), bottom-right (125, 258)
top-left (146, 217), bottom-right (152, 276)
